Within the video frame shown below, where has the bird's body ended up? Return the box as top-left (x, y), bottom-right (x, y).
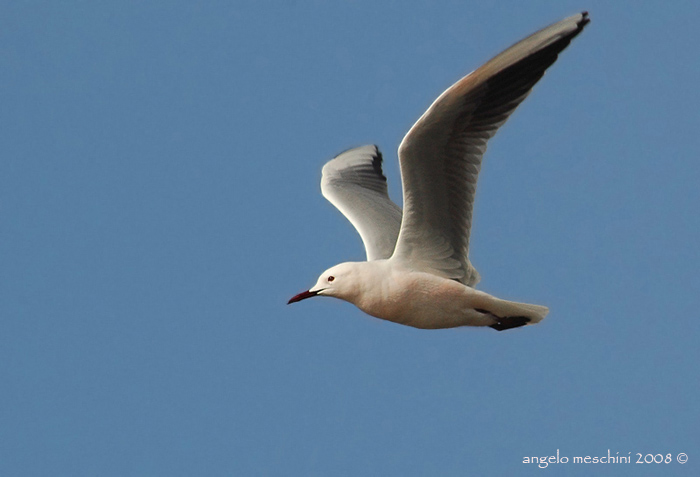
top-left (295, 260), bottom-right (548, 330)
top-left (289, 13), bottom-right (589, 331)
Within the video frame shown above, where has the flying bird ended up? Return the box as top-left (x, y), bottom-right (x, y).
top-left (289, 12), bottom-right (589, 330)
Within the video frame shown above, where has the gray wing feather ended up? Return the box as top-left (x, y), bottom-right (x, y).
top-left (394, 12), bottom-right (589, 286)
top-left (321, 145), bottom-right (403, 261)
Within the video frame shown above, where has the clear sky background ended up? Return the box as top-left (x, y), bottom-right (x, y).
top-left (2, 1), bottom-right (698, 475)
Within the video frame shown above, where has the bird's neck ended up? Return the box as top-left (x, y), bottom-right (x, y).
top-left (342, 260), bottom-right (393, 308)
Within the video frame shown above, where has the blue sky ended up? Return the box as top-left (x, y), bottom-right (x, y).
top-left (2, 1), bottom-right (698, 475)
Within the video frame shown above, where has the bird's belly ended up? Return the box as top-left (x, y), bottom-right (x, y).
top-left (356, 273), bottom-right (494, 329)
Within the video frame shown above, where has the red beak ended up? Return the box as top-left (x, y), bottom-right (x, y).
top-left (287, 289), bottom-right (319, 304)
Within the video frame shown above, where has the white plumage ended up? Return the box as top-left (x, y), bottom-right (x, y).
top-left (290, 13), bottom-right (589, 330)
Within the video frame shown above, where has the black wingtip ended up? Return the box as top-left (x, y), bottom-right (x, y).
top-left (371, 147), bottom-right (385, 178)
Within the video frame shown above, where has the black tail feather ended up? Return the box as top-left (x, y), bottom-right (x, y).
top-left (489, 316), bottom-right (531, 331)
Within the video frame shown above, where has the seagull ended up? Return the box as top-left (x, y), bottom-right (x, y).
top-left (289, 12), bottom-right (589, 330)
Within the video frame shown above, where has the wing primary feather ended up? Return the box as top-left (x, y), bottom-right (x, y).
top-left (321, 145), bottom-right (403, 261)
top-left (393, 12), bottom-right (589, 286)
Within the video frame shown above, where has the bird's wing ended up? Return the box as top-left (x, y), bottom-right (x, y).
top-left (321, 145), bottom-right (403, 261)
top-left (392, 12), bottom-right (589, 286)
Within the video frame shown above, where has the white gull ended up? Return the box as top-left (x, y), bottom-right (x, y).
top-left (289, 12), bottom-right (589, 330)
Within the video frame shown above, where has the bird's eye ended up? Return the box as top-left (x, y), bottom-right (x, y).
top-left (328, 276), bottom-right (335, 282)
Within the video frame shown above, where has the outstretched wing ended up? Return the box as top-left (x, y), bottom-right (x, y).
top-left (321, 145), bottom-right (403, 261)
top-left (393, 12), bottom-right (589, 286)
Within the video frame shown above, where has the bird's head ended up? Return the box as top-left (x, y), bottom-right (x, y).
top-left (288, 262), bottom-right (359, 304)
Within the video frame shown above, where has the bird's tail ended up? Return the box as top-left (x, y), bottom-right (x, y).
top-left (483, 298), bottom-right (549, 331)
